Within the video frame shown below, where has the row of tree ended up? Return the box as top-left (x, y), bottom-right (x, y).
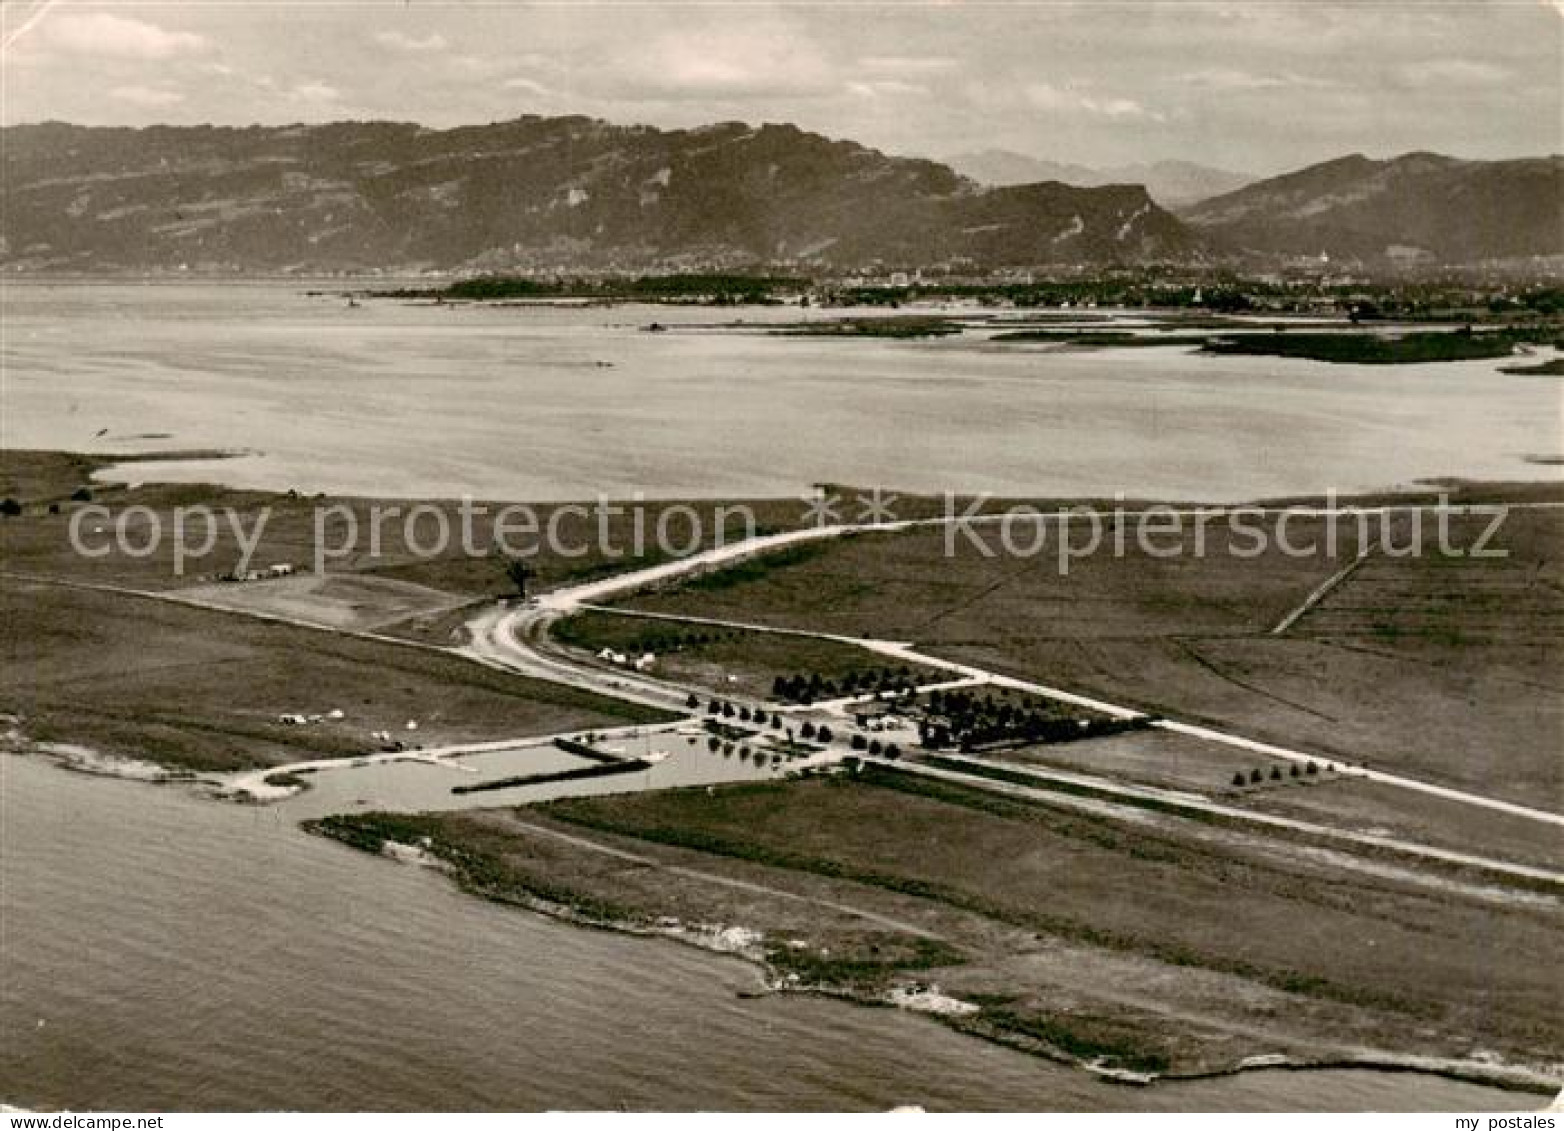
top-left (696, 695), bottom-right (788, 730)
top-left (691, 695), bottom-right (849, 745)
top-left (772, 667), bottom-right (918, 705)
top-left (848, 734), bottom-right (902, 758)
top-left (1230, 761), bottom-right (1334, 787)
top-left (704, 736), bottom-right (793, 764)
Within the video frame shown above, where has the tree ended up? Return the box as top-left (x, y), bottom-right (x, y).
top-left (498, 554), bottom-right (536, 598)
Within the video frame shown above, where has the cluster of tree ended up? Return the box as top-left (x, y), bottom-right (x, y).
top-left (624, 273), bottom-right (803, 304)
top-left (623, 627), bottom-right (737, 654)
top-left (772, 666), bottom-right (917, 705)
top-left (917, 688), bottom-right (1151, 751)
top-left (810, 278), bottom-right (1564, 321)
top-left (1203, 328), bottom-right (1535, 364)
top-left (816, 277), bottom-right (1269, 311)
top-left (562, 621), bottom-right (738, 653)
top-left (776, 317), bottom-right (962, 339)
top-left (848, 734), bottom-right (902, 758)
top-left (407, 273), bottom-right (811, 305)
top-left (1, 485), bottom-right (93, 519)
top-left (703, 735), bottom-right (791, 765)
top-left (687, 695), bottom-right (855, 751)
top-left (1229, 761), bottom-right (1332, 788)
top-left (919, 714), bottom-right (1149, 751)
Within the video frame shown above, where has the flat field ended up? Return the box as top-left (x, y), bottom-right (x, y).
top-left (0, 579), bottom-right (667, 771)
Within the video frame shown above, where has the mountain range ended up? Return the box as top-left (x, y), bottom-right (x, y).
top-left (944, 149), bottom-right (1253, 206)
top-left (2, 116), bottom-right (1558, 275)
top-left (1178, 151), bottom-right (1563, 270)
top-left (0, 117), bottom-right (1195, 274)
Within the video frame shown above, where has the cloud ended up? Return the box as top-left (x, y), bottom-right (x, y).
top-left (43, 13), bottom-right (206, 59)
top-left (109, 84), bottom-right (185, 108)
top-left (1178, 68), bottom-right (1287, 92)
top-left (289, 81), bottom-right (341, 105)
top-left (601, 26), bottom-right (837, 99)
top-left (1025, 82), bottom-right (1164, 122)
top-left (374, 30), bottom-right (449, 54)
top-left (1401, 58), bottom-right (1513, 87)
top-left (857, 55), bottom-right (959, 74)
top-left (3, 1), bottom-right (1556, 170)
top-left (1178, 68), bottom-right (1335, 94)
top-left (502, 76), bottom-right (554, 98)
top-left (846, 79), bottom-right (929, 99)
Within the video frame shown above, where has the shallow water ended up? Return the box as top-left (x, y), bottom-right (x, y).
top-left (3, 282), bottom-right (1559, 502)
top-left (0, 756), bottom-right (1543, 1112)
top-left (278, 731), bottom-right (786, 822)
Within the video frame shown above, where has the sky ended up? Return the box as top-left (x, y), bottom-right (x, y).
top-left (1, 0), bottom-right (1559, 174)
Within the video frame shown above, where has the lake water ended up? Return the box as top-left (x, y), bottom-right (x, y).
top-left (2, 282), bottom-right (1558, 1110)
top-left (0, 756), bottom-right (1543, 1112)
top-left (2, 282), bottom-right (1559, 502)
